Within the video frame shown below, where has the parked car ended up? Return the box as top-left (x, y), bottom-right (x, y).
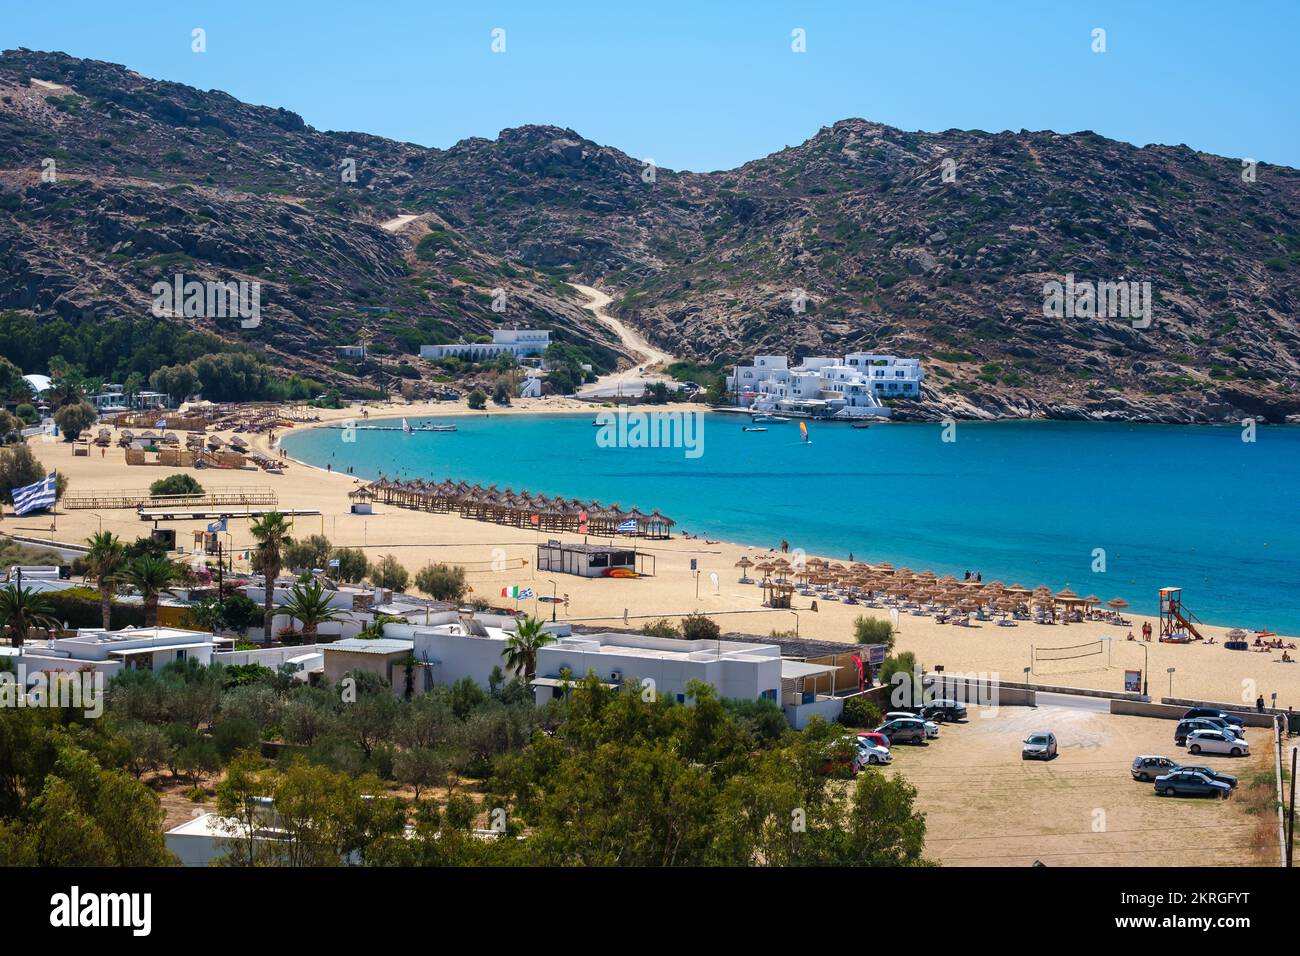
top-left (818, 738), bottom-right (867, 777)
top-left (1175, 765), bottom-right (1238, 789)
top-left (1185, 729), bottom-right (1248, 757)
top-left (1131, 755), bottom-right (1180, 781)
top-left (1183, 707), bottom-right (1245, 728)
top-left (921, 699), bottom-right (968, 722)
top-left (884, 712), bottom-right (940, 738)
top-left (1022, 731), bottom-right (1058, 760)
top-left (855, 738), bottom-right (893, 765)
top-left (875, 719), bottom-right (928, 745)
top-left (1154, 769), bottom-right (1232, 798)
top-left (1175, 718), bottom-right (1244, 746)
top-left (856, 731), bottom-right (891, 750)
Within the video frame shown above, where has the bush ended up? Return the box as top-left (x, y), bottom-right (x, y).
top-left (150, 473), bottom-right (204, 497)
top-left (413, 563), bottom-right (467, 603)
top-left (0, 444), bottom-right (66, 505)
top-left (371, 554), bottom-right (410, 591)
top-left (641, 618), bottom-right (680, 638)
top-left (14, 404), bottom-right (37, 424)
top-left (679, 612), bottom-right (720, 642)
top-left (839, 695), bottom-right (883, 729)
top-left (466, 389), bottom-right (487, 410)
top-left (853, 614), bottom-right (895, 650)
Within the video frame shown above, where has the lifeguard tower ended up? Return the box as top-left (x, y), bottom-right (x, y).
top-left (1158, 587), bottom-right (1203, 640)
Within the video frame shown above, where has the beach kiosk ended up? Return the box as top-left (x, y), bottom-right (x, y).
top-left (536, 540), bottom-right (654, 578)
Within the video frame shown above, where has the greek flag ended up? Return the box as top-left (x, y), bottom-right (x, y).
top-left (12, 472), bottom-right (57, 516)
top-left (616, 518), bottom-right (638, 533)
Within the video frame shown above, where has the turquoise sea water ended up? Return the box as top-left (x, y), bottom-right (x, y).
top-left (283, 414), bottom-right (1300, 633)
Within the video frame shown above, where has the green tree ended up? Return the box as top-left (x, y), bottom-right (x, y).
top-left (283, 534), bottom-right (332, 572)
top-left (331, 547), bottom-right (369, 584)
top-left (0, 584), bottom-right (60, 648)
top-left (83, 530), bottom-right (126, 629)
top-left (371, 554), bottom-right (409, 592)
top-left (277, 580), bottom-right (346, 642)
top-left (466, 389), bottom-right (487, 410)
top-left (53, 400), bottom-right (96, 441)
top-left (413, 562), bottom-right (467, 603)
top-left (250, 512), bottom-right (293, 641)
top-left (878, 651), bottom-right (921, 709)
top-left (120, 556), bottom-right (183, 627)
top-left (0, 444), bottom-right (66, 505)
top-left (501, 617), bottom-right (555, 680)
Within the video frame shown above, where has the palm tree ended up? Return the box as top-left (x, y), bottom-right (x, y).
top-left (121, 556), bottom-right (182, 627)
top-left (83, 531), bottom-right (125, 629)
top-left (0, 584), bottom-right (61, 648)
top-left (277, 580), bottom-right (346, 643)
top-left (249, 511), bottom-right (292, 641)
top-left (501, 616), bottom-right (555, 681)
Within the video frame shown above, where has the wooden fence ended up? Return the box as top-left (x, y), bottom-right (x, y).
top-left (61, 486), bottom-right (279, 511)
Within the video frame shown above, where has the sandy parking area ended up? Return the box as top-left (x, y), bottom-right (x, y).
top-left (883, 699), bottom-right (1276, 867)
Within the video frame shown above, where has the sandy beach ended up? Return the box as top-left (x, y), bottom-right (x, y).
top-left (10, 396), bottom-right (1299, 712)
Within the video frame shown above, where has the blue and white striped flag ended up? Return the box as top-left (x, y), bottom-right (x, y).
top-left (616, 518), bottom-right (638, 533)
top-left (12, 472), bottom-right (57, 516)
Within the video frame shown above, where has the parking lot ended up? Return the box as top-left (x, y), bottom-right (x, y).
top-left (882, 697), bottom-right (1276, 867)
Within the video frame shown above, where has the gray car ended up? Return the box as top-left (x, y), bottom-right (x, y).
top-left (1022, 731), bottom-right (1058, 760)
top-left (875, 718), bottom-right (928, 745)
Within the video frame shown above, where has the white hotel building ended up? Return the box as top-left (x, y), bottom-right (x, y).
top-left (726, 352), bottom-right (924, 419)
top-left (420, 328), bottom-right (550, 362)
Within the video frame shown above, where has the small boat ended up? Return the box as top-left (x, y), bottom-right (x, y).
top-left (424, 424), bottom-right (457, 432)
top-left (751, 415), bottom-right (789, 424)
top-left (851, 422), bottom-right (871, 430)
top-left (402, 417), bottom-right (412, 434)
top-left (741, 426), bottom-right (768, 432)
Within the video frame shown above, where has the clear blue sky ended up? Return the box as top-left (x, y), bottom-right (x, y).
top-left (3, 0), bottom-right (1295, 172)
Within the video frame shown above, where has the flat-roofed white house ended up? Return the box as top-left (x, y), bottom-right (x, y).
top-left (14, 626), bottom-right (216, 682)
top-left (531, 632), bottom-right (784, 707)
top-left (420, 329), bottom-right (551, 362)
top-left (726, 352), bottom-right (924, 419)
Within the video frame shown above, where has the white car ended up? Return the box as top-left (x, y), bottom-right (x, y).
top-left (854, 739), bottom-right (893, 765)
top-left (1185, 729), bottom-right (1249, 757)
top-left (884, 712), bottom-right (940, 738)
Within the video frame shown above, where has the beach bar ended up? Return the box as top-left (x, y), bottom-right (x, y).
top-left (536, 540), bottom-right (655, 578)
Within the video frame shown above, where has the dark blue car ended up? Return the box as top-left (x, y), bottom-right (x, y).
top-left (1154, 769), bottom-right (1232, 799)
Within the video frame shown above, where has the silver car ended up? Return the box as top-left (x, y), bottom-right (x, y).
top-left (1022, 731), bottom-right (1058, 760)
top-left (1185, 729), bottom-right (1248, 757)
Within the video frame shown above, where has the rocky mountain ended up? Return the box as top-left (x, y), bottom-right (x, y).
top-left (2, 49), bottom-right (1299, 421)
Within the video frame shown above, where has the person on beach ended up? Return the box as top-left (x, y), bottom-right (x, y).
top-left (1142, 621), bottom-right (1152, 641)
top-left (1256, 695), bottom-right (1265, 713)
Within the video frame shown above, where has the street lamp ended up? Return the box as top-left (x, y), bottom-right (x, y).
top-left (1142, 643), bottom-right (1149, 697)
top-left (544, 578), bottom-right (558, 623)
top-left (1167, 666), bottom-right (1176, 698)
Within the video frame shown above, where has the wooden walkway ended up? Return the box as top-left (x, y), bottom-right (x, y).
top-left (62, 486), bottom-right (279, 511)
top-left (137, 506), bottom-right (316, 522)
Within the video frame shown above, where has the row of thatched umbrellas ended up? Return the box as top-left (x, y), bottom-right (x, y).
top-left (735, 556), bottom-right (1130, 617)
top-left (354, 478), bottom-right (676, 538)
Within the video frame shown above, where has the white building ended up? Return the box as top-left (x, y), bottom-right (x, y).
top-left (420, 329), bottom-right (551, 362)
top-left (726, 352), bottom-right (924, 419)
top-left (12, 626), bottom-right (215, 682)
top-left (531, 632), bottom-right (784, 707)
